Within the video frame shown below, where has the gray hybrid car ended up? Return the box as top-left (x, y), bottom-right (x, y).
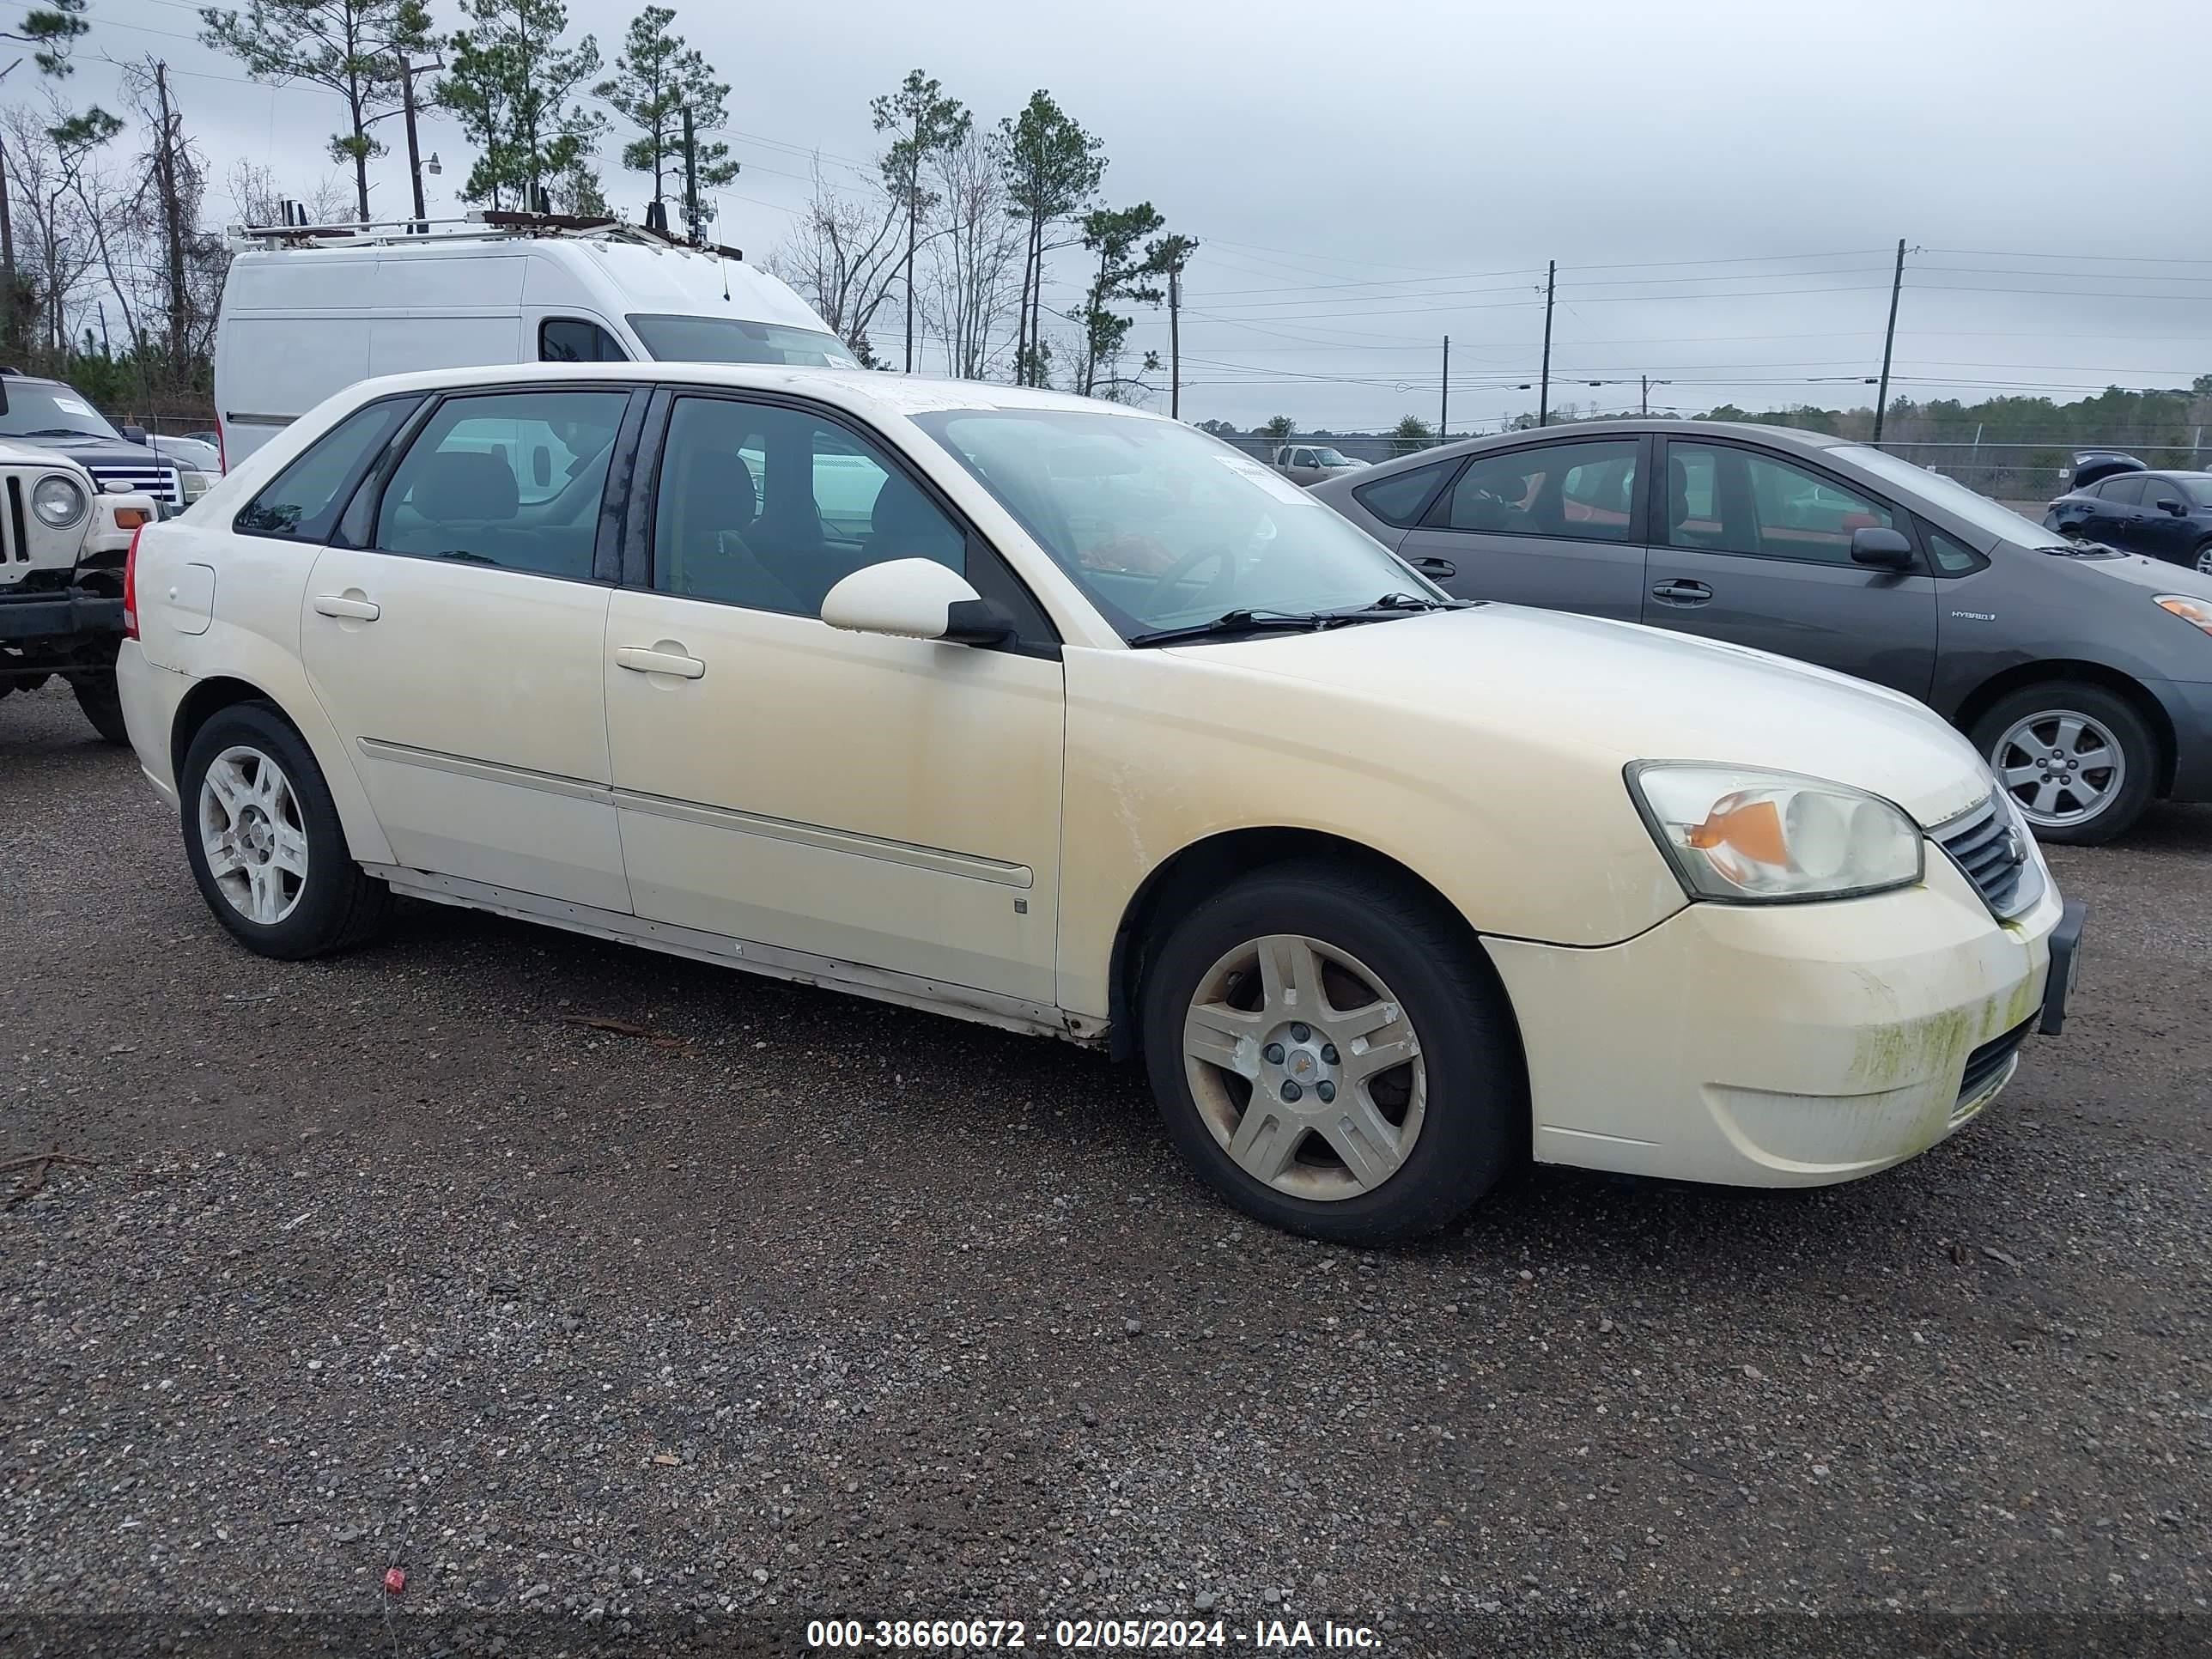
top-left (1311, 420), bottom-right (2212, 843)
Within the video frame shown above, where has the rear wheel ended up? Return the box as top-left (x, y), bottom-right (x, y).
top-left (180, 702), bottom-right (391, 957)
top-left (1139, 858), bottom-right (1523, 1244)
top-left (1972, 683), bottom-right (2157, 846)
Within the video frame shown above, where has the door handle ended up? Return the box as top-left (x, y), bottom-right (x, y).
top-left (312, 594), bottom-right (380, 621)
top-left (1409, 555), bottom-right (1457, 579)
top-left (616, 645), bottom-right (706, 680)
top-left (1650, 579), bottom-right (1712, 606)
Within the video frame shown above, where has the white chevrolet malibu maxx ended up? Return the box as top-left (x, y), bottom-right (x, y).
top-left (116, 364), bottom-right (2082, 1243)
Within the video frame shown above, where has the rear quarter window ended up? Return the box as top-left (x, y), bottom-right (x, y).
top-left (234, 398), bottom-right (417, 542)
top-left (1352, 459), bottom-right (1455, 528)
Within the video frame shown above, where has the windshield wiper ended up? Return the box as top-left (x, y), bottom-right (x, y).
top-left (14, 428), bottom-right (102, 438)
top-left (1127, 595), bottom-right (1474, 647)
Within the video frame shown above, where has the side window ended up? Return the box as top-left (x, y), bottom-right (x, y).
top-left (2100, 476), bottom-right (2145, 507)
top-left (1436, 440), bottom-right (1638, 543)
top-left (1922, 523), bottom-right (1984, 574)
top-left (1352, 459), bottom-right (1452, 528)
top-left (538, 318), bottom-right (629, 362)
top-left (374, 389), bottom-right (628, 578)
top-left (1665, 443), bottom-right (1893, 563)
top-left (234, 398), bottom-right (415, 542)
top-left (653, 396), bottom-right (965, 618)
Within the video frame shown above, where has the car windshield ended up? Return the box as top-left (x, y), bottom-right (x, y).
top-left (1836, 444), bottom-right (2063, 546)
top-left (0, 379), bottom-right (121, 441)
top-left (910, 407), bottom-right (1437, 641)
top-left (2180, 476), bottom-right (2212, 507)
top-left (626, 313), bottom-right (860, 368)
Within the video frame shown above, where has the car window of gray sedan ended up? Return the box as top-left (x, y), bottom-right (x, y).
top-left (1666, 443), bottom-right (1893, 565)
top-left (1436, 441), bottom-right (1638, 544)
top-left (1351, 459), bottom-right (1453, 527)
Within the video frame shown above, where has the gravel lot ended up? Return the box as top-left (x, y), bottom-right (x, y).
top-left (3, 679), bottom-right (2209, 1656)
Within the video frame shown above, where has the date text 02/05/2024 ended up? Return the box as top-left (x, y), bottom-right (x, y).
top-left (805, 1618), bottom-right (1383, 1650)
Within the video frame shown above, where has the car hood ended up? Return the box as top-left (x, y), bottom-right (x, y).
top-left (3, 433), bottom-right (169, 468)
top-left (2032, 542), bottom-right (2212, 599)
top-left (1170, 605), bottom-right (1995, 830)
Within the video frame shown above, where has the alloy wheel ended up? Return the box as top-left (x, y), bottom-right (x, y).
top-left (1990, 708), bottom-right (2125, 830)
top-left (198, 744), bottom-right (309, 925)
top-left (1181, 933), bottom-right (1425, 1201)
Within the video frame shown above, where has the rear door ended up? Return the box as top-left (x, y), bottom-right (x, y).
top-left (1393, 434), bottom-right (1649, 620)
top-left (1640, 438), bottom-right (1938, 698)
top-left (298, 383), bottom-right (641, 909)
top-left (2085, 475), bottom-right (2144, 546)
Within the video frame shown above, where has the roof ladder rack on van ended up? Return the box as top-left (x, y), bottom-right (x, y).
top-left (226, 210), bottom-right (739, 262)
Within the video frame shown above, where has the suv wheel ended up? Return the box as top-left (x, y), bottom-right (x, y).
top-left (70, 669), bottom-right (129, 744)
top-left (1139, 858), bottom-right (1523, 1244)
top-left (1972, 684), bottom-right (2156, 846)
top-left (180, 702), bottom-right (391, 957)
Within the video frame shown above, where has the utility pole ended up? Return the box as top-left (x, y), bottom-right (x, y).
top-left (1538, 259), bottom-right (1556, 426)
top-left (681, 106), bottom-right (700, 246)
top-left (1873, 236), bottom-right (1905, 444)
top-left (1641, 374), bottom-right (1650, 416)
top-left (1438, 335), bottom-right (1449, 447)
top-left (152, 62), bottom-right (190, 374)
top-left (1168, 263), bottom-right (1183, 419)
top-left (397, 55), bottom-right (439, 233)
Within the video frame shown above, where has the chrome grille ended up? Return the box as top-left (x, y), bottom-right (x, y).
top-left (83, 461), bottom-right (182, 507)
top-left (1935, 796), bottom-right (2039, 919)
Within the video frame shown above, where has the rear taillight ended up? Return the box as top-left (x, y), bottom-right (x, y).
top-left (122, 526), bottom-right (142, 640)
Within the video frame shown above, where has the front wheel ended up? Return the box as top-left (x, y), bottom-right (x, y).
top-left (179, 701), bottom-right (391, 957)
top-left (1972, 683), bottom-right (2157, 846)
top-left (2193, 539), bottom-right (2212, 577)
top-left (1139, 859), bottom-right (1525, 1244)
top-left (70, 669), bottom-right (129, 744)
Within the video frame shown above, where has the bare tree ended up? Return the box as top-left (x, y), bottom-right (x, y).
top-left (2, 97), bottom-right (111, 349)
top-left (764, 158), bottom-right (902, 367)
top-left (920, 128), bottom-right (1020, 381)
top-left (226, 158), bottom-right (356, 228)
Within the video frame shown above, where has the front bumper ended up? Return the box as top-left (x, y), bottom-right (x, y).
top-left (2147, 678), bottom-right (2212, 804)
top-left (0, 589), bottom-right (125, 645)
top-left (1486, 854), bottom-right (2067, 1187)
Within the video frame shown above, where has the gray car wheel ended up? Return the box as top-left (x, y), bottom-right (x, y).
top-left (1972, 683), bottom-right (2156, 846)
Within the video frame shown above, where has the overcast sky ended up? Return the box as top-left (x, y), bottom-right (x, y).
top-left (64, 0), bottom-right (2212, 432)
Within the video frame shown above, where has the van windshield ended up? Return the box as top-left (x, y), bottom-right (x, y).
top-left (627, 314), bottom-right (860, 368)
top-left (0, 379), bottom-right (122, 441)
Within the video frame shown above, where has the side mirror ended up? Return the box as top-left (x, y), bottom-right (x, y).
top-left (821, 557), bottom-right (1012, 645)
top-left (2156, 497), bottom-right (2186, 516)
top-left (1849, 526), bottom-right (1915, 570)
top-left (121, 424), bottom-right (149, 446)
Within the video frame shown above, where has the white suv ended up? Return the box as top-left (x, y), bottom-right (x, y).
top-left (116, 363), bottom-right (2081, 1243)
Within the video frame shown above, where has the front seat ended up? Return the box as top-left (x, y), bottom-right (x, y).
top-left (665, 452), bottom-right (804, 613)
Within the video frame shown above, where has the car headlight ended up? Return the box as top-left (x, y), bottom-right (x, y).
top-left (32, 474), bottom-right (88, 529)
top-left (1626, 763), bottom-right (1924, 902)
top-left (2154, 595), bottom-right (2212, 636)
top-left (179, 469), bottom-right (212, 502)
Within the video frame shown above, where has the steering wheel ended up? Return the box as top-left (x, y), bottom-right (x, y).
top-left (1143, 543), bottom-right (1239, 612)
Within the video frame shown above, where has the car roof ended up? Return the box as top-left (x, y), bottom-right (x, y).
top-left (321, 360), bottom-right (1157, 424)
top-left (1362, 419), bottom-right (1858, 470)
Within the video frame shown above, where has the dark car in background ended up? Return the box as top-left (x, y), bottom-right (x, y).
top-left (1311, 419), bottom-right (2212, 844)
top-left (0, 369), bottom-right (184, 512)
top-left (2045, 455), bottom-right (2212, 574)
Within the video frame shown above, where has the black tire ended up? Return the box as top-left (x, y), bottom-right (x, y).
top-left (2191, 538), bottom-right (2212, 577)
top-left (1969, 682), bottom-right (2158, 847)
top-left (70, 669), bottom-right (130, 744)
top-left (1139, 857), bottom-right (1525, 1245)
top-left (179, 701), bottom-right (391, 958)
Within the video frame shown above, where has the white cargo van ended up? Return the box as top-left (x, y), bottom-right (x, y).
top-left (214, 219), bottom-right (859, 465)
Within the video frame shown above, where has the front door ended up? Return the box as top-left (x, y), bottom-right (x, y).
top-left (1640, 438), bottom-right (1939, 699)
top-left (1394, 435), bottom-right (1649, 620)
top-left (603, 392), bottom-right (1066, 1005)
top-left (299, 384), bottom-right (639, 909)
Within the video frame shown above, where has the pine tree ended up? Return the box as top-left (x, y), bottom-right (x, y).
top-left (199, 0), bottom-right (432, 223)
top-left (871, 70), bottom-right (966, 374)
top-left (595, 5), bottom-right (732, 234)
top-left (434, 0), bottom-right (603, 212)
